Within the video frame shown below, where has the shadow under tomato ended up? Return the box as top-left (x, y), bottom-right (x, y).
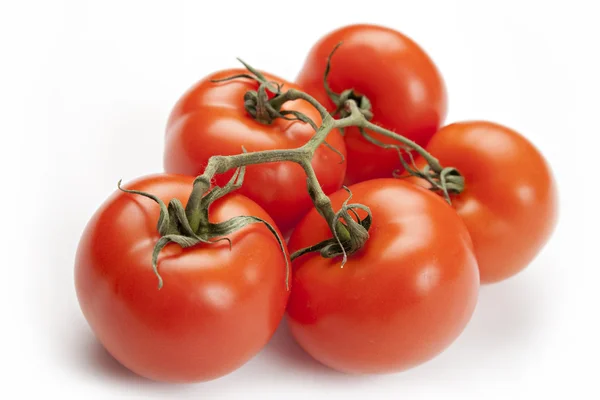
top-left (86, 339), bottom-right (139, 380)
top-left (261, 318), bottom-right (386, 383)
top-left (74, 329), bottom-right (149, 384)
top-left (74, 330), bottom-right (218, 393)
top-left (261, 318), bottom-right (339, 375)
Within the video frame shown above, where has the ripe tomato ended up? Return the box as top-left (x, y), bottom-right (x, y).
top-left (410, 121), bottom-right (558, 283)
top-left (164, 69), bottom-right (347, 235)
top-left (296, 24), bottom-right (447, 185)
top-left (75, 174), bottom-right (290, 382)
top-left (286, 179), bottom-right (479, 374)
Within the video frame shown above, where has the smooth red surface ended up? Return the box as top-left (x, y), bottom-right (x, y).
top-left (287, 179), bottom-right (479, 374)
top-left (164, 69), bottom-right (347, 235)
top-left (296, 24), bottom-right (447, 185)
top-left (411, 121), bottom-right (558, 283)
top-left (75, 174), bottom-right (290, 382)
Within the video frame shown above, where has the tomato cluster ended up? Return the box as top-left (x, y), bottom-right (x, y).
top-left (75, 24), bottom-right (558, 383)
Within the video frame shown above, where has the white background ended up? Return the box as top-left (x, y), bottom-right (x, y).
top-left (1, 0), bottom-right (598, 398)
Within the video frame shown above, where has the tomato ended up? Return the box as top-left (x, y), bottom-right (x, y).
top-left (296, 24), bottom-right (447, 185)
top-left (286, 179), bottom-right (479, 374)
top-left (164, 69), bottom-right (347, 236)
top-left (74, 174), bottom-right (290, 382)
top-left (410, 121), bottom-right (558, 283)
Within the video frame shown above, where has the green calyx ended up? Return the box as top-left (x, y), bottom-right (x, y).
top-left (291, 187), bottom-right (372, 265)
top-left (118, 165), bottom-right (290, 290)
top-left (211, 58), bottom-right (284, 124)
top-left (323, 42), bottom-right (373, 124)
top-left (215, 63), bottom-right (347, 164)
top-left (211, 58), bottom-right (301, 126)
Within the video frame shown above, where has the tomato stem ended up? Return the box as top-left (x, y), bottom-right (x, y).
top-left (189, 57), bottom-right (465, 265)
top-left (338, 100), bottom-right (464, 203)
top-left (120, 51), bottom-right (466, 286)
top-left (186, 88), bottom-right (354, 240)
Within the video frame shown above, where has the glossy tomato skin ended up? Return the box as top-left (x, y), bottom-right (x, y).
top-left (75, 174), bottom-right (290, 383)
top-left (164, 69), bottom-right (347, 236)
top-left (296, 24), bottom-right (447, 185)
top-left (411, 121), bottom-right (558, 283)
top-left (287, 179), bottom-right (479, 374)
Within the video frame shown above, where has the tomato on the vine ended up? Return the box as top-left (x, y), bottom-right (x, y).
top-left (164, 69), bottom-right (347, 235)
top-left (75, 174), bottom-right (290, 382)
top-left (410, 121), bottom-right (558, 283)
top-left (286, 179), bottom-right (479, 374)
top-left (296, 24), bottom-right (447, 185)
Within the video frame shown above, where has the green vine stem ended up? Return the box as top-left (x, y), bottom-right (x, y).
top-left (337, 101), bottom-right (464, 203)
top-left (117, 50), bottom-right (465, 289)
top-left (185, 65), bottom-right (464, 261)
top-left (186, 88), bottom-right (354, 245)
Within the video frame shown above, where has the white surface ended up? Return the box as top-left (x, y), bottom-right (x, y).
top-left (1, 0), bottom-right (598, 398)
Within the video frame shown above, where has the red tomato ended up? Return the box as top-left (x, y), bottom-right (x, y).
top-left (164, 69), bottom-right (347, 235)
top-left (410, 121), bottom-right (558, 283)
top-left (287, 179), bottom-right (479, 374)
top-left (75, 174), bottom-right (290, 382)
top-left (296, 24), bottom-right (447, 185)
